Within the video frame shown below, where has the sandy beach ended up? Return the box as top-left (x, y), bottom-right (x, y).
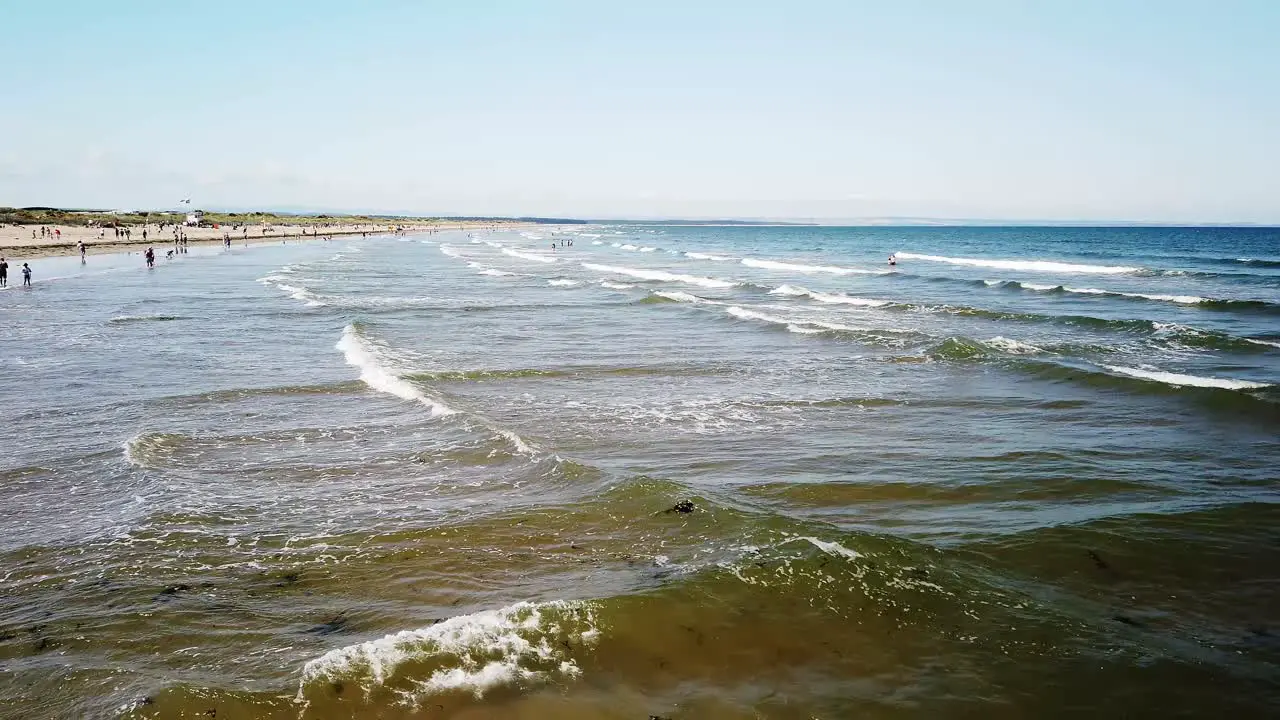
top-left (0, 220), bottom-right (528, 260)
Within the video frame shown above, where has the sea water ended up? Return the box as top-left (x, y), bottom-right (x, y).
top-left (1, 225), bottom-right (1278, 718)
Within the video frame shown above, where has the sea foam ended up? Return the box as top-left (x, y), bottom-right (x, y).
top-left (897, 252), bottom-right (1139, 275)
top-left (1101, 365), bottom-right (1270, 390)
top-left (769, 285), bottom-right (889, 307)
top-left (502, 248), bottom-right (557, 264)
top-left (336, 325), bottom-right (455, 415)
top-left (742, 258), bottom-right (886, 275)
top-left (297, 601), bottom-right (597, 704)
top-left (582, 263), bottom-right (736, 289)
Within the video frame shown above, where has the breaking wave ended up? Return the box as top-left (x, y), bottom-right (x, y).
top-left (769, 284), bottom-right (889, 307)
top-left (502, 248), bottom-right (557, 264)
top-left (1100, 365), bottom-right (1271, 390)
top-left (581, 263), bottom-right (736, 289)
top-left (896, 252), bottom-right (1140, 275)
top-left (297, 601), bottom-right (598, 706)
top-left (742, 258), bottom-right (887, 275)
top-left (336, 325), bottom-right (455, 416)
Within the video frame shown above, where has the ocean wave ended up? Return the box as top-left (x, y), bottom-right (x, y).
top-left (336, 325), bottom-right (455, 416)
top-left (297, 601), bottom-right (597, 705)
top-left (999, 280), bottom-right (1276, 311)
top-left (1235, 257), bottom-right (1280, 268)
top-left (502, 248), bottom-right (557, 264)
top-left (122, 432), bottom-right (183, 469)
top-left (984, 336), bottom-right (1048, 355)
top-left (598, 280), bottom-right (634, 289)
top-left (267, 281), bottom-right (326, 307)
top-left (547, 279), bottom-right (580, 287)
top-left (768, 284), bottom-right (889, 307)
top-left (108, 314), bottom-right (188, 324)
top-left (651, 290), bottom-right (715, 304)
top-left (685, 251), bottom-right (732, 261)
top-left (896, 252), bottom-right (1139, 275)
top-left (581, 262), bottom-right (736, 289)
top-left (479, 268), bottom-right (518, 277)
top-left (726, 306), bottom-right (859, 335)
top-left (1100, 365), bottom-right (1270, 390)
top-left (439, 244), bottom-right (462, 258)
top-left (741, 258), bottom-right (886, 275)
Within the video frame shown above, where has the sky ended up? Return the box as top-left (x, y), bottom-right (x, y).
top-left (2, 1), bottom-right (1278, 222)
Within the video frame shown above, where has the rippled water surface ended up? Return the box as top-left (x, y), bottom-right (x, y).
top-left (2, 226), bottom-right (1278, 719)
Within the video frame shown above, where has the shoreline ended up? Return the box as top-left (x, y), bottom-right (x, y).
top-left (0, 222), bottom-right (530, 260)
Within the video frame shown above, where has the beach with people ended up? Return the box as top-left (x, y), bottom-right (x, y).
top-left (0, 213), bottom-right (528, 261)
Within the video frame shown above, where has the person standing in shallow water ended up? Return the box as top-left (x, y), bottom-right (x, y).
top-left (0, 257), bottom-right (8, 288)
top-left (144, 247), bottom-right (155, 268)
top-left (21, 263), bottom-right (32, 287)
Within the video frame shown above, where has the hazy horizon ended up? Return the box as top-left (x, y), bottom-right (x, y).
top-left (4, 1), bottom-right (1278, 223)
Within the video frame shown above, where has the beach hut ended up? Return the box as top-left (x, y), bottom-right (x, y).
top-left (185, 209), bottom-right (205, 227)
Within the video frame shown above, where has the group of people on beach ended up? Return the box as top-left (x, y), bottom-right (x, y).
top-left (0, 257), bottom-right (32, 287)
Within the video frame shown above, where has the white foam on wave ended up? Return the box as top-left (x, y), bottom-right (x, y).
top-left (639, 246), bottom-right (657, 253)
top-left (548, 279), bottom-right (580, 287)
top-left (1246, 338), bottom-right (1280, 349)
top-left (796, 536), bottom-right (861, 560)
top-left (336, 325), bottom-right (455, 415)
top-left (727, 306), bottom-right (792, 325)
top-left (519, 232), bottom-right (545, 241)
top-left (1101, 365), bottom-right (1270, 390)
top-left (582, 262), bottom-right (735, 289)
top-left (591, 240), bottom-right (604, 246)
top-left (654, 290), bottom-right (713, 304)
top-left (599, 280), bottom-right (634, 289)
top-left (897, 252), bottom-right (1139, 275)
top-left (1016, 282), bottom-right (1206, 304)
top-left (985, 337), bottom-right (1046, 354)
top-left (620, 244), bottom-right (639, 251)
top-left (269, 281), bottom-right (325, 307)
top-left (297, 601), bottom-right (595, 704)
top-left (502, 248), bottom-right (557, 264)
top-left (439, 244), bottom-right (461, 258)
top-left (685, 251), bottom-right (731, 261)
top-left (726, 306), bottom-right (851, 334)
top-left (479, 268), bottom-right (518, 277)
top-left (769, 284), bottom-right (889, 307)
top-left (742, 258), bottom-right (885, 275)
top-left (1069, 287), bottom-right (1204, 304)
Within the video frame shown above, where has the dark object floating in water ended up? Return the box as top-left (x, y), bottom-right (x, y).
top-left (665, 500), bottom-right (696, 514)
top-left (1112, 614), bottom-right (1142, 627)
top-left (308, 613), bottom-right (350, 635)
top-left (157, 583), bottom-right (192, 600)
top-left (1087, 550), bottom-right (1111, 571)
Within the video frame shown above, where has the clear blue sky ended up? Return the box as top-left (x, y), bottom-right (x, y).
top-left (3, 1), bottom-right (1277, 222)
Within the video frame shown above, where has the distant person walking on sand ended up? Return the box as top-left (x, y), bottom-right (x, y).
top-left (145, 247), bottom-right (155, 268)
top-left (0, 257), bottom-right (7, 287)
top-left (21, 263), bottom-right (32, 287)
top-left (54, 228), bottom-right (61, 240)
